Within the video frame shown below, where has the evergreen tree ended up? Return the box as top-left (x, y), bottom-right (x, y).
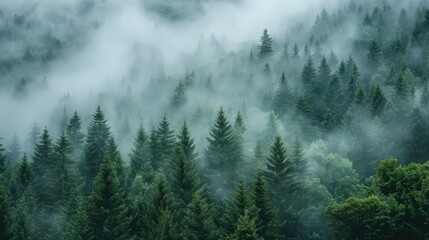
top-left (234, 111), bottom-right (246, 136)
top-left (17, 154), bottom-right (32, 190)
top-left (301, 58), bottom-right (317, 92)
top-left (252, 170), bottom-right (279, 239)
top-left (272, 72), bottom-right (292, 116)
top-left (0, 180), bottom-right (13, 239)
top-left (0, 139), bottom-right (5, 173)
top-left (222, 181), bottom-right (258, 236)
top-left (291, 136), bottom-right (306, 178)
top-left (82, 106), bottom-right (111, 195)
top-left (184, 188), bottom-right (217, 240)
top-left (66, 204), bottom-right (94, 240)
top-left (317, 56), bottom-right (331, 90)
top-left (293, 44), bottom-right (300, 59)
top-left (407, 108), bottom-right (429, 164)
top-left (394, 75), bottom-right (408, 102)
top-left (13, 196), bottom-right (38, 240)
top-left (149, 127), bottom-right (162, 171)
top-left (87, 154), bottom-right (129, 240)
top-left (265, 136), bottom-right (298, 206)
top-left (51, 132), bottom-right (73, 205)
top-left (205, 107), bottom-right (242, 199)
top-left (322, 108), bottom-right (335, 131)
top-left (370, 84), bottom-right (386, 117)
top-left (27, 122), bottom-right (41, 153)
top-left (177, 121), bottom-right (198, 164)
top-left (171, 81), bottom-right (187, 110)
top-left (169, 146), bottom-right (200, 206)
top-left (252, 141), bottom-right (266, 169)
top-left (66, 110), bottom-right (84, 153)
top-left (129, 124), bottom-right (149, 182)
top-left (226, 209), bottom-right (262, 240)
top-left (367, 40), bottom-right (382, 67)
top-left (156, 114), bottom-right (176, 171)
top-left (258, 29), bottom-right (273, 59)
top-left (7, 133), bottom-right (21, 167)
top-left (281, 42), bottom-right (289, 60)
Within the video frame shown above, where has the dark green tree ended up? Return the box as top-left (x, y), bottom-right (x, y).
top-left (17, 154), bottom-right (32, 190)
top-left (367, 40), bottom-right (382, 67)
top-left (0, 180), bottom-right (13, 239)
top-left (370, 84), bottom-right (386, 117)
top-left (258, 29), bottom-right (273, 59)
top-left (183, 188), bottom-right (217, 240)
top-left (407, 108), bottom-right (429, 164)
top-left (156, 114), bottom-right (176, 171)
top-left (205, 107), bottom-right (242, 199)
top-left (66, 204), bottom-right (94, 240)
top-left (82, 106), bottom-right (111, 195)
top-left (272, 72), bottom-right (292, 116)
top-left (226, 209), bottom-right (262, 240)
top-left (51, 132), bottom-right (73, 204)
top-left (129, 124), bottom-right (149, 182)
top-left (170, 81), bottom-right (187, 110)
top-left (87, 154), bottom-right (129, 240)
top-left (148, 127), bottom-right (162, 171)
top-left (177, 121), bottom-right (198, 164)
top-left (66, 110), bottom-right (84, 153)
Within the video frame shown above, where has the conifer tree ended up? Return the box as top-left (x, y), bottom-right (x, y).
top-left (272, 72), bottom-right (292, 116)
top-left (293, 44), bottom-right (300, 59)
top-left (7, 133), bottom-right (22, 167)
top-left (226, 209), bottom-right (262, 240)
top-left (370, 84), bottom-right (386, 117)
top-left (394, 75), bottom-right (407, 102)
top-left (169, 146), bottom-right (200, 206)
top-left (234, 112), bottom-right (246, 136)
top-left (184, 188), bottom-right (217, 240)
top-left (171, 81), bottom-right (187, 110)
top-left (258, 29), bottom-right (273, 59)
top-left (252, 141), bottom-right (266, 169)
top-left (281, 42), bottom-right (289, 60)
top-left (87, 154), bottom-right (129, 240)
top-left (0, 139), bottom-right (5, 173)
top-left (177, 121), bottom-right (198, 164)
top-left (291, 136), bottom-right (306, 178)
top-left (265, 136), bottom-right (298, 206)
top-left (27, 122), bottom-right (41, 153)
top-left (205, 107), bottom-right (242, 199)
top-left (0, 180), bottom-right (13, 240)
top-left (17, 154), bottom-right (32, 190)
top-left (66, 204), bottom-right (94, 240)
top-left (317, 56), bottom-right (331, 91)
top-left (13, 196), bottom-right (38, 240)
top-left (252, 170), bottom-right (279, 240)
top-left (149, 127), bottom-right (162, 171)
top-left (407, 108), bottom-right (429, 164)
top-left (222, 181), bottom-right (258, 236)
top-left (82, 106), bottom-right (111, 195)
top-left (367, 40), bottom-right (382, 67)
top-left (106, 136), bottom-right (127, 190)
top-left (66, 110), bottom-right (84, 153)
top-left (156, 114), bottom-right (175, 171)
top-left (129, 124), bottom-right (149, 182)
top-left (301, 58), bottom-right (317, 92)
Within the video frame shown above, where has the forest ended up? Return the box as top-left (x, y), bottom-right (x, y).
top-left (1, 0), bottom-right (429, 239)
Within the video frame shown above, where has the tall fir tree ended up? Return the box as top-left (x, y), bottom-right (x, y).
top-left (258, 29), bottom-right (273, 59)
top-left (156, 114), bottom-right (176, 171)
top-left (129, 124), bottom-right (149, 182)
top-left (183, 188), bottom-right (218, 240)
top-left (7, 133), bottom-right (22, 167)
top-left (370, 84), bottom-right (386, 117)
top-left (50, 132), bottom-right (73, 205)
top-left (66, 110), bottom-right (84, 154)
top-left (205, 107), bottom-right (242, 199)
top-left (272, 72), bottom-right (292, 116)
top-left (82, 106), bottom-right (111, 195)
top-left (177, 121), bottom-right (198, 164)
top-left (87, 154), bottom-right (129, 240)
top-left (66, 203), bottom-right (94, 240)
top-left (148, 127), bottom-right (162, 171)
top-left (17, 153), bottom-right (32, 191)
top-left (225, 209), bottom-right (262, 240)
top-left (0, 180), bottom-right (13, 240)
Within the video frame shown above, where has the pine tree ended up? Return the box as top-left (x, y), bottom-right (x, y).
top-left (368, 40), bottom-right (382, 67)
top-left (0, 139), bottom-right (5, 173)
top-left (301, 58), bottom-right (317, 92)
top-left (252, 170), bottom-right (279, 239)
top-left (281, 42), bottom-right (289, 60)
top-left (32, 128), bottom-right (56, 208)
top-left (226, 209), bottom-right (262, 240)
top-left (148, 127), bottom-right (162, 171)
top-left (290, 136), bottom-right (306, 179)
top-left (87, 154), bottom-right (129, 240)
top-left (222, 181), bottom-right (258, 236)
top-left (66, 204), bottom-right (94, 240)
top-left (13, 195), bottom-right (38, 240)
top-left (234, 112), bottom-right (246, 136)
top-left (183, 188), bottom-right (217, 240)
top-left (252, 141), bottom-right (265, 169)
top-left (371, 84), bottom-right (386, 117)
top-left (407, 107), bottom-right (429, 164)
top-left (317, 56), bottom-right (331, 91)
top-left (66, 111), bottom-right (84, 153)
top-left (82, 106), bottom-right (111, 195)
top-left (129, 124), bottom-right (149, 182)
top-left (394, 75), bottom-right (407, 102)
top-left (145, 175), bottom-right (178, 238)
top-left (27, 122), bottom-right (41, 153)
top-left (171, 81), bottom-right (187, 110)
top-left (17, 154), bottom-right (32, 190)
top-left (0, 180), bottom-right (13, 239)
top-left (272, 72), bottom-right (292, 116)
top-left (293, 44), bottom-right (300, 59)
top-left (258, 29), bottom-right (273, 59)
top-left (322, 108), bottom-right (335, 131)
top-left (147, 209), bottom-right (180, 240)
top-left (169, 146), bottom-right (199, 206)
top-left (265, 136), bottom-right (298, 206)
top-left (205, 107), bottom-right (242, 199)
top-left (50, 132), bottom-right (73, 205)
top-left (177, 121), bottom-right (198, 164)
top-left (7, 133), bottom-right (21, 167)
top-left (156, 114), bottom-right (176, 171)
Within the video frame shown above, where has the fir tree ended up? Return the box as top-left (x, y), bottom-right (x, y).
top-left (226, 209), bottom-right (262, 240)
top-left (234, 112), bottom-right (246, 136)
top-left (106, 136), bottom-right (127, 190)
top-left (129, 124), bottom-right (149, 182)
top-left (394, 75), bottom-right (407, 102)
top-left (222, 181), bottom-right (258, 236)
top-left (252, 170), bottom-right (279, 239)
top-left (50, 132), bottom-right (73, 205)
top-left (368, 40), bottom-right (382, 67)
top-left (317, 56), bottom-right (331, 90)
top-left (301, 58), bottom-right (317, 92)
top-left (293, 44), bottom-right (300, 59)
top-left (148, 127), bottom-right (162, 171)
top-left (272, 72), bottom-right (292, 116)
top-left (66, 204), bottom-right (94, 240)
top-left (13, 196), bottom-right (38, 240)
top-left (407, 108), bottom-right (429, 164)
top-left (27, 122), bottom-right (41, 153)
top-left (0, 180), bottom-right (13, 239)
top-left (171, 81), bottom-right (187, 110)
top-left (281, 42), bottom-right (289, 60)
top-left (17, 154), bottom-right (32, 190)
top-left (66, 111), bottom-right (84, 153)
top-left (205, 107), bottom-right (242, 199)
top-left (265, 136), bottom-right (298, 206)
top-left (258, 29), bottom-right (273, 59)
top-left (177, 121), bottom-right (198, 164)
top-left (87, 154), bottom-right (129, 240)
top-left (7, 133), bottom-right (21, 167)
top-left (82, 106), bottom-right (111, 195)
top-left (252, 141), bottom-right (266, 169)
top-left (169, 146), bottom-right (200, 206)
top-left (156, 114), bottom-right (176, 171)
top-left (183, 188), bottom-right (217, 240)
top-left (370, 84), bottom-right (386, 117)
top-left (290, 136), bottom-right (306, 179)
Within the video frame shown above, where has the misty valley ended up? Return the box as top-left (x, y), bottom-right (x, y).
top-left (1, 0), bottom-right (429, 239)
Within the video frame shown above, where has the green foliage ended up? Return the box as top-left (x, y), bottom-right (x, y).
top-left (129, 123), bottom-right (149, 182)
top-left (272, 72), bottom-right (292, 116)
top-left (156, 114), bottom-right (176, 171)
top-left (0, 180), bottom-right (13, 239)
top-left (258, 29), bottom-right (273, 59)
top-left (66, 110), bottom-right (84, 154)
